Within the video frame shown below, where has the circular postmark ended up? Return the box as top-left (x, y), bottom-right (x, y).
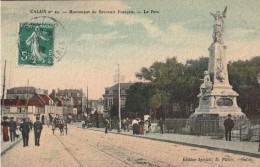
top-left (18, 16), bottom-right (67, 67)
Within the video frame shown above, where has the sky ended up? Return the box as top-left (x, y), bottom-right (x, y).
top-left (1, 0), bottom-right (260, 99)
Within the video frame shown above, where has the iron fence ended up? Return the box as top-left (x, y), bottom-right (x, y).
top-left (163, 118), bottom-right (260, 141)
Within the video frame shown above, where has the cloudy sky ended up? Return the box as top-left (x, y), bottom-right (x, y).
top-left (1, 0), bottom-right (260, 99)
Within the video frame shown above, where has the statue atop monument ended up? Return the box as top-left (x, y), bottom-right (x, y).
top-left (210, 6), bottom-right (227, 44)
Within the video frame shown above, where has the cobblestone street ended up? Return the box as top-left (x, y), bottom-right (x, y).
top-left (1, 123), bottom-right (260, 167)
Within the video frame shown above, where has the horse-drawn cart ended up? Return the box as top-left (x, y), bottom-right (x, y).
top-left (52, 119), bottom-right (67, 135)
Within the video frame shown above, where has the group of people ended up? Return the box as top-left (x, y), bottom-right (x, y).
top-left (1, 116), bottom-right (18, 142)
top-left (1, 116), bottom-right (43, 147)
top-left (102, 114), bottom-right (235, 141)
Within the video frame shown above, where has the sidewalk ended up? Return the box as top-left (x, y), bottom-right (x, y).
top-left (1, 131), bottom-right (22, 155)
top-left (88, 127), bottom-right (260, 158)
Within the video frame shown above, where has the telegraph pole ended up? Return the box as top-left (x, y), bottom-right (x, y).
top-left (1, 60), bottom-right (7, 116)
top-left (86, 86), bottom-right (89, 116)
top-left (118, 64), bottom-right (121, 132)
top-left (26, 79), bottom-right (29, 118)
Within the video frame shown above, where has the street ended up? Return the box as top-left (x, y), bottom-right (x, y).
top-left (1, 123), bottom-right (260, 167)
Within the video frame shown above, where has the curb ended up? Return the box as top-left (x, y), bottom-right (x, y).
top-left (1, 136), bottom-right (22, 156)
top-left (88, 128), bottom-right (260, 158)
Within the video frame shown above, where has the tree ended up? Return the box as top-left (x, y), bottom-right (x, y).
top-left (149, 90), bottom-right (167, 120)
top-left (228, 56), bottom-right (260, 116)
top-left (125, 82), bottom-right (154, 118)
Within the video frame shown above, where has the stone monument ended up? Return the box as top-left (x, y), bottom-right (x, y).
top-left (190, 7), bottom-right (246, 133)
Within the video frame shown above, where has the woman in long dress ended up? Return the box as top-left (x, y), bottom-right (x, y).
top-left (1, 116), bottom-right (9, 142)
top-left (26, 26), bottom-right (49, 63)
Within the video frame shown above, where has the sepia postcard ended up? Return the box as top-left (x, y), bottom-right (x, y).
top-left (1, 0), bottom-right (260, 166)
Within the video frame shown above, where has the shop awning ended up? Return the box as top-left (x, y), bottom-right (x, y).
top-left (67, 115), bottom-right (73, 119)
top-left (50, 113), bottom-right (56, 118)
top-left (34, 114), bottom-right (40, 116)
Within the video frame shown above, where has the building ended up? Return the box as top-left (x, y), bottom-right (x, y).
top-left (88, 99), bottom-right (104, 114)
top-left (31, 93), bottom-right (58, 124)
top-left (103, 83), bottom-right (133, 112)
top-left (1, 98), bottom-right (44, 124)
top-left (6, 87), bottom-right (48, 99)
top-left (49, 91), bottom-right (74, 121)
top-left (57, 89), bottom-right (85, 120)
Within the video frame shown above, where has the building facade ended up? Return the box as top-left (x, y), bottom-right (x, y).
top-left (103, 83), bottom-right (133, 112)
top-left (57, 89), bottom-right (85, 120)
top-left (6, 87), bottom-right (48, 99)
top-left (1, 98), bottom-right (44, 124)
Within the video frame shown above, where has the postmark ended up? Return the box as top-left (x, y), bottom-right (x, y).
top-left (18, 16), bottom-right (67, 67)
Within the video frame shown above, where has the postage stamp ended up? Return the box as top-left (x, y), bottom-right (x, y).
top-left (18, 23), bottom-right (55, 66)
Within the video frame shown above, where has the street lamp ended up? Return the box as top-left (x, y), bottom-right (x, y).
top-left (257, 73), bottom-right (260, 152)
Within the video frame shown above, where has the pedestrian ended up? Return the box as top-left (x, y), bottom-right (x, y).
top-left (148, 117), bottom-right (151, 132)
top-left (159, 118), bottom-right (164, 134)
top-left (132, 119), bottom-right (138, 135)
top-left (1, 116), bottom-right (9, 142)
top-left (224, 114), bottom-right (234, 141)
top-left (139, 120), bottom-right (144, 134)
top-left (19, 118), bottom-right (30, 147)
top-left (144, 120), bottom-right (149, 134)
top-left (104, 118), bottom-right (109, 134)
top-left (64, 122), bottom-right (68, 135)
top-left (8, 117), bottom-right (17, 142)
top-left (122, 119), bottom-right (126, 132)
top-left (126, 118), bottom-right (130, 132)
top-left (52, 121), bottom-right (55, 135)
top-left (33, 116), bottom-right (43, 146)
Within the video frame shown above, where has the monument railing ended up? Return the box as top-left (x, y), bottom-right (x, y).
top-left (164, 118), bottom-right (260, 141)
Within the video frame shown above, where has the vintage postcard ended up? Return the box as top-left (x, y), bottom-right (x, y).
top-left (1, 0), bottom-right (260, 167)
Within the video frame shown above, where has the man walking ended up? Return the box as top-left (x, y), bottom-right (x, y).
top-left (224, 114), bottom-right (234, 141)
top-left (159, 118), bottom-right (164, 134)
top-left (34, 116), bottom-right (43, 146)
top-left (9, 117), bottom-right (17, 142)
top-left (126, 118), bottom-right (130, 132)
top-left (19, 118), bottom-right (30, 147)
top-left (104, 118), bottom-right (109, 134)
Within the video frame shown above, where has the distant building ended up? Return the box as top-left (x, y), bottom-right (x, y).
top-left (6, 87), bottom-right (48, 99)
top-left (57, 89), bottom-right (85, 120)
top-left (31, 93), bottom-right (57, 124)
top-left (49, 91), bottom-right (72, 120)
top-left (103, 83), bottom-right (133, 112)
top-left (88, 99), bottom-right (104, 114)
top-left (1, 98), bottom-right (44, 123)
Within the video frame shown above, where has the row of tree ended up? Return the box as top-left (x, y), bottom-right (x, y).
top-left (119, 56), bottom-right (260, 119)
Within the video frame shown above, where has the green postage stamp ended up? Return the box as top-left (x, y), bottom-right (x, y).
top-left (18, 23), bottom-right (54, 66)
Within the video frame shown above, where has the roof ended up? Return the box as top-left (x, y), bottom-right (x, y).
top-left (108, 83), bottom-right (134, 91)
top-left (2, 99), bottom-right (44, 107)
top-left (49, 93), bottom-right (64, 106)
top-left (38, 94), bottom-right (52, 105)
top-left (28, 99), bottom-right (44, 107)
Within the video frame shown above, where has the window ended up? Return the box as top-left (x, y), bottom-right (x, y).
top-left (78, 99), bottom-right (81, 104)
top-left (17, 108), bottom-right (22, 113)
top-left (21, 108), bottom-right (25, 113)
top-left (4, 107), bottom-right (10, 113)
top-left (108, 99), bottom-right (113, 107)
top-left (121, 98), bottom-right (126, 107)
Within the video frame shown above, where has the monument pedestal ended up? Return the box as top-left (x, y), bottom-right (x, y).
top-left (190, 42), bottom-right (246, 134)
